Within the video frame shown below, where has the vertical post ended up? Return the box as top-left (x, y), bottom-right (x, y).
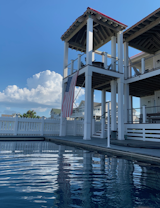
top-left (78, 54), bottom-right (81, 70)
top-left (60, 82), bottom-right (67, 136)
top-left (63, 41), bottom-right (69, 78)
top-left (83, 68), bottom-right (92, 140)
top-left (124, 84), bottom-right (129, 124)
top-left (107, 102), bottom-right (110, 148)
top-left (14, 115), bottom-right (18, 136)
top-left (92, 119), bottom-right (95, 136)
top-left (117, 31), bottom-right (123, 73)
top-left (101, 90), bottom-right (106, 138)
top-left (86, 17), bottom-right (93, 65)
top-left (141, 58), bottom-right (145, 74)
top-left (124, 42), bottom-right (129, 79)
top-left (111, 80), bottom-right (117, 132)
top-left (71, 59), bottom-right (74, 74)
top-left (111, 36), bottom-right (116, 71)
top-left (41, 116), bottom-right (44, 136)
top-left (142, 105), bottom-right (146, 123)
top-left (118, 78), bottom-right (124, 140)
top-left (91, 88), bottom-right (94, 135)
top-left (92, 52), bottom-right (95, 62)
top-left (104, 52), bottom-right (108, 69)
top-left (129, 96), bottom-right (133, 123)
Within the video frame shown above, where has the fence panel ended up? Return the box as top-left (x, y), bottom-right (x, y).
top-left (125, 123), bottom-right (160, 142)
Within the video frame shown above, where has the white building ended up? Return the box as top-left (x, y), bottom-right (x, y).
top-left (59, 7), bottom-right (160, 142)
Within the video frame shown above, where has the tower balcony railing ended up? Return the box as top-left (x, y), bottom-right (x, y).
top-left (126, 52), bottom-right (160, 79)
top-left (64, 51), bottom-right (123, 78)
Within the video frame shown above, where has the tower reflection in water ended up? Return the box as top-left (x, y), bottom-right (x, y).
top-left (0, 141), bottom-right (159, 208)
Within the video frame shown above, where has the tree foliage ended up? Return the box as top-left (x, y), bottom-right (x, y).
top-left (20, 110), bottom-right (40, 118)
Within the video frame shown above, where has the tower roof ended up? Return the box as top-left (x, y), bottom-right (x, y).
top-left (61, 7), bottom-right (127, 52)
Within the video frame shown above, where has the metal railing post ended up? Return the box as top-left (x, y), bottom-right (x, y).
top-left (78, 54), bottom-right (81, 70)
top-left (107, 103), bottom-right (110, 148)
top-left (71, 60), bottom-right (74, 74)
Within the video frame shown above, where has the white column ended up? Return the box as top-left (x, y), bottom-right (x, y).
top-left (142, 105), bottom-right (146, 123)
top-left (107, 102), bottom-right (110, 147)
top-left (83, 68), bottom-right (92, 140)
top-left (129, 95), bottom-right (133, 123)
top-left (141, 58), bottom-right (145, 74)
top-left (111, 80), bottom-right (117, 131)
top-left (124, 42), bottom-right (129, 79)
top-left (101, 90), bottom-right (106, 138)
top-left (92, 52), bottom-right (95, 62)
top-left (59, 82), bottom-right (67, 136)
top-left (86, 17), bottom-right (93, 65)
top-left (78, 54), bottom-right (81, 70)
top-left (104, 52), bottom-right (108, 69)
top-left (117, 31), bottom-right (123, 73)
top-left (91, 88), bottom-right (94, 135)
top-left (63, 41), bottom-right (69, 78)
top-left (111, 36), bottom-right (116, 71)
top-left (71, 59), bottom-right (74, 74)
top-left (124, 84), bottom-right (129, 124)
top-left (118, 78), bottom-right (124, 140)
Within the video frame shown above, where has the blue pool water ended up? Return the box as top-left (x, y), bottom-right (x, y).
top-left (0, 141), bottom-right (160, 208)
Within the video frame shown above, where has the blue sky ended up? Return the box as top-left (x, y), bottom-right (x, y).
top-left (0, 0), bottom-right (159, 117)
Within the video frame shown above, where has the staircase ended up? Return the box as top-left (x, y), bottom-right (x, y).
top-left (92, 125), bottom-right (108, 138)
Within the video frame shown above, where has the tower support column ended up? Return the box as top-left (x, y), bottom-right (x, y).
top-left (111, 36), bottom-right (116, 71)
top-left (83, 68), bottom-right (92, 140)
top-left (111, 80), bottom-right (117, 132)
top-left (101, 90), bottom-right (106, 138)
top-left (118, 78), bottom-right (124, 140)
top-left (59, 81), bottom-right (67, 136)
top-left (86, 17), bottom-right (93, 65)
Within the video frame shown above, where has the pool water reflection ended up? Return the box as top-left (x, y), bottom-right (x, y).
top-left (0, 141), bottom-right (160, 208)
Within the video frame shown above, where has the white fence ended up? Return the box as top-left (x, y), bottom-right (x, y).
top-left (0, 116), bottom-right (102, 137)
top-left (125, 123), bottom-right (160, 142)
top-left (0, 116), bottom-right (60, 136)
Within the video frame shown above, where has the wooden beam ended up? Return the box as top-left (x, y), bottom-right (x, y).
top-left (125, 17), bottom-right (160, 42)
top-left (98, 28), bottom-right (106, 41)
top-left (94, 36), bottom-right (111, 50)
top-left (100, 25), bottom-right (107, 38)
top-left (152, 35), bottom-right (160, 46)
top-left (65, 17), bottom-right (87, 42)
top-left (69, 42), bottom-right (85, 51)
top-left (93, 81), bottom-right (110, 89)
top-left (129, 42), bottom-right (154, 54)
top-left (92, 16), bottom-right (119, 32)
top-left (79, 30), bottom-right (86, 43)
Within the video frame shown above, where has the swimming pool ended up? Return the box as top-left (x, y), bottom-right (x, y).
top-left (0, 141), bottom-right (160, 208)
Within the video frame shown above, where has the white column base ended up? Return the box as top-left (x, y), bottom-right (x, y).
top-left (101, 118), bottom-right (106, 138)
top-left (83, 123), bottom-right (91, 140)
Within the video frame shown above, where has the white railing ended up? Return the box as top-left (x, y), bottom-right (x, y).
top-left (125, 123), bottom-right (160, 142)
top-left (0, 116), bottom-right (60, 136)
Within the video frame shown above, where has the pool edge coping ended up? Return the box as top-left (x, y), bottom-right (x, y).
top-left (45, 137), bottom-right (160, 165)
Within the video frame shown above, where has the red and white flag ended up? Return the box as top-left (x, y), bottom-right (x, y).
top-left (62, 71), bottom-right (79, 118)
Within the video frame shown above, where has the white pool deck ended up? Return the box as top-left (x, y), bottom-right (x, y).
top-left (45, 136), bottom-right (160, 164)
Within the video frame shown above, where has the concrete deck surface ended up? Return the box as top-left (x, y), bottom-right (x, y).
top-left (45, 136), bottom-right (160, 163)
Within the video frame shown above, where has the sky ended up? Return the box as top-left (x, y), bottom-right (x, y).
top-left (0, 0), bottom-right (160, 117)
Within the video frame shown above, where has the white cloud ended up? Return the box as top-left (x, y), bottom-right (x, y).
top-left (31, 107), bottom-right (47, 112)
top-left (0, 70), bottom-right (85, 112)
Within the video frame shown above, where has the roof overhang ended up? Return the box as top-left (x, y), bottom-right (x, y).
top-left (124, 8), bottom-right (160, 54)
top-left (61, 7), bottom-right (127, 52)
